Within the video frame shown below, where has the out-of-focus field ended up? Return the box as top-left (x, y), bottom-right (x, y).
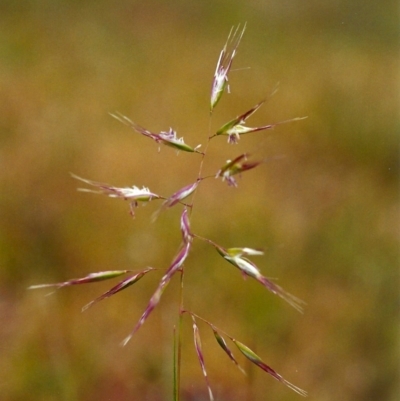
top-left (0, 1), bottom-right (398, 400)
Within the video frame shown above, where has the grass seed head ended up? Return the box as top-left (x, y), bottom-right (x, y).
top-left (210, 23), bottom-right (246, 112)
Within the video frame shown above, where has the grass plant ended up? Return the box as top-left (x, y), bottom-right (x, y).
top-left (29, 24), bottom-right (308, 400)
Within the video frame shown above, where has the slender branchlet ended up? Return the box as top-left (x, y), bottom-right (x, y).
top-left (29, 25), bottom-right (308, 399)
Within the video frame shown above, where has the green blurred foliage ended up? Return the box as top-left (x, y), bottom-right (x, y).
top-left (0, 1), bottom-right (398, 400)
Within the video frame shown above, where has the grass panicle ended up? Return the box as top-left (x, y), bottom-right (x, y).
top-left (29, 25), bottom-right (307, 399)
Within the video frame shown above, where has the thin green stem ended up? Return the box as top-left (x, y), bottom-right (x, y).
top-left (174, 268), bottom-right (185, 401)
top-left (174, 106), bottom-right (214, 399)
top-left (192, 233), bottom-right (220, 249)
top-left (173, 325), bottom-right (178, 401)
top-left (189, 116), bottom-right (213, 211)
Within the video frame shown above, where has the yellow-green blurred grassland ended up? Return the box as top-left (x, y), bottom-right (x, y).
top-left (0, 1), bottom-right (398, 401)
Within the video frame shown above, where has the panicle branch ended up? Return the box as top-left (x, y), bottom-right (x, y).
top-left (212, 99), bottom-right (308, 144)
top-left (110, 112), bottom-right (203, 154)
top-left (71, 173), bottom-right (163, 217)
top-left (28, 270), bottom-right (131, 293)
top-left (216, 153), bottom-right (262, 187)
top-left (200, 240), bottom-right (306, 313)
top-left (192, 316), bottom-right (214, 401)
top-left (82, 268), bottom-right (155, 311)
top-left (233, 339), bottom-right (308, 397)
top-left (183, 311), bottom-right (307, 397)
top-left (122, 218), bottom-right (192, 346)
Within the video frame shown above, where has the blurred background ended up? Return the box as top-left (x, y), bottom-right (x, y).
top-left (0, 1), bottom-right (398, 400)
